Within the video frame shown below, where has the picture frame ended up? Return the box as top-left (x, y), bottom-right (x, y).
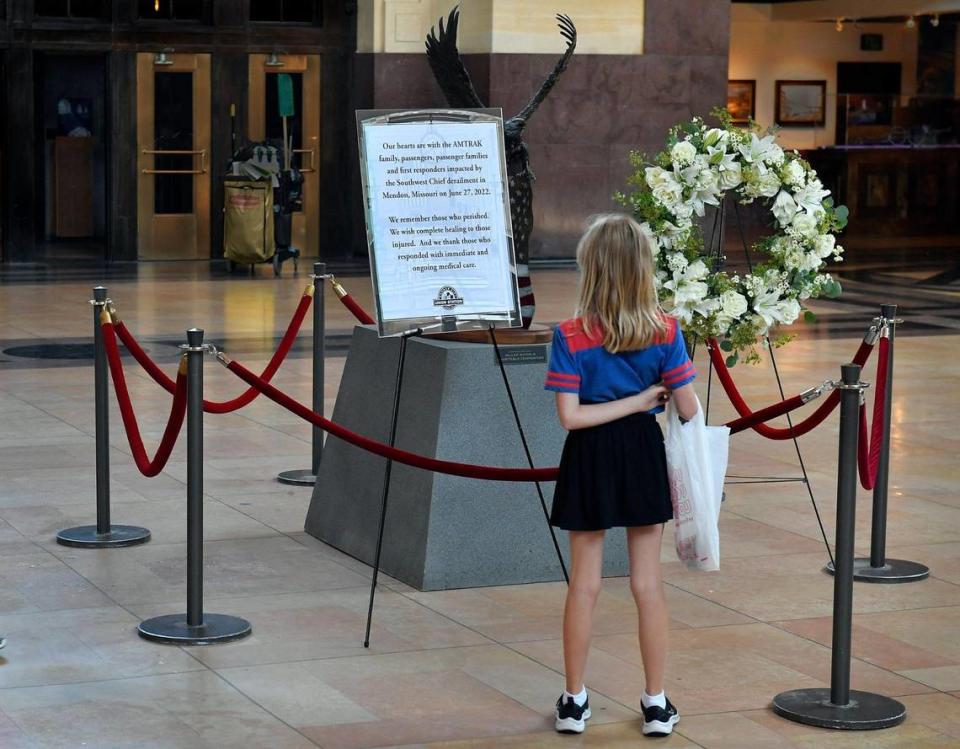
top-left (775, 80), bottom-right (827, 127)
top-left (726, 80), bottom-right (756, 125)
top-left (860, 33), bottom-right (884, 51)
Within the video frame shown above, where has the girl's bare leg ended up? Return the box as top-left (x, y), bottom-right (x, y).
top-left (627, 524), bottom-right (669, 695)
top-left (562, 530), bottom-right (606, 693)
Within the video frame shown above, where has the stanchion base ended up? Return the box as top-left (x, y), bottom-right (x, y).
top-left (138, 613), bottom-right (252, 645)
top-left (824, 557), bottom-right (930, 583)
top-left (276, 469), bottom-right (316, 486)
top-left (772, 688), bottom-right (906, 730)
top-left (56, 524), bottom-right (151, 549)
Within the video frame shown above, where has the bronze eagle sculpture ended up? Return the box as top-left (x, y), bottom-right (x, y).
top-left (426, 7), bottom-right (577, 326)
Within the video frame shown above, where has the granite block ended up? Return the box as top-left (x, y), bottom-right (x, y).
top-left (305, 326), bottom-right (630, 590)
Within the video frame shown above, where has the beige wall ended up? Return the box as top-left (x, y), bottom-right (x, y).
top-left (730, 6), bottom-right (918, 149)
top-left (357, 0), bottom-right (644, 55)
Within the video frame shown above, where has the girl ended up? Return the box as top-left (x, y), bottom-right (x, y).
top-left (545, 214), bottom-right (698, 738)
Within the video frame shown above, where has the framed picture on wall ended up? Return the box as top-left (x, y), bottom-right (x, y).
top-left (726, 80), bottom-right (755, 124)
top-left (775, 80), bottom-right (827, 126)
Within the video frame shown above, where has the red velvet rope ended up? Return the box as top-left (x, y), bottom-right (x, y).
top-left (102, 322), bottom-right (187, 477)
top-left (707, 337), bottom-right (875, 440)
top-left (857, 336), bottom-right (890, 490)
top-left (226, 358), bottom-right (561, 482)
top-left (726, 393), bottom-right (806, 435)
top-left (338, 293), bottom-right (376, 325)
top-left (113, 291), bottom-right (312, 414)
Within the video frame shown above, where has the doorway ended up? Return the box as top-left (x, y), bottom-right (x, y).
top-left (136, 52), bottom-right (211, 259)
top-left (35, 53), bottom-right (109, 259)
top-left (247, 54), bottom-right (320, 257)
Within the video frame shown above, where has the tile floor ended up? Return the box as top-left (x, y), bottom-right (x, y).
top-left (0, 265), bottom-right (958, 747)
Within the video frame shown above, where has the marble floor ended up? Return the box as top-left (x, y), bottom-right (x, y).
top-left (0, 262), bottom-right (958, 748)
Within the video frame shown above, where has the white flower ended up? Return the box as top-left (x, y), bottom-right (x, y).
top-left (703, 128), bottom-right (728, 149)
top-left (752, 289), bottom-right (798, 329)
top-left (667, 252), bottom-right (689, 273)
top-left (757, 169), bottom-right (781, 198)
top-left (646, 167), bottom-right (683, 208)
top-left (685, 259), bottom-right (709, 280)
top-left (781, 159), bottom-right (806, 188)
top-left (777, 298), bottom-right (801, 325)
top-left (671, 140), bottom-right (698, 166)
top-left (663, 262), bottom-right (709, 311)
top-left (738, 132), bottom-right (777, 163)
top-left (772, 191), bottom-right (799, 226)
top-left (720, 290), bottom-right (748, 318)
top-left (813, 233), bottom-right (836, 259)
top-left (793, 179), bottom-right (830, 216)
top-left (718, 161), bottom-right (742, 190)
top-left (790, 212), bottom-right (819, 239)
top-left (680, 164), bottom-right (721, 217)
top-left (764, 144), bottom-right (785, 167)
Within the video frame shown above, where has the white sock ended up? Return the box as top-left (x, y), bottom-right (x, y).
top-left (564, 686), bottom-right (587, 706)
top-left (642, 690), bottom-right (666, 709)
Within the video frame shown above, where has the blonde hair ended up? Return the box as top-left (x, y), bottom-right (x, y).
top-left (575, 213), bottom-right (667, 353)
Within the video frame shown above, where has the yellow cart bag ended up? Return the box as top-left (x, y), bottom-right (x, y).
top-left (224, 179), bottom-right (275, 263)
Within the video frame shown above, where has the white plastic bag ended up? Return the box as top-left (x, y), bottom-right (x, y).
top-left (665, 396), bottom-right (729, 571)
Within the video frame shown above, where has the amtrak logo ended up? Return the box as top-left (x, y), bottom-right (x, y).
top-left (433, 285), bottom-right (464, 311)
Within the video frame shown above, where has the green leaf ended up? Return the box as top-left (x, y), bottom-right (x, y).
top-left (823, 196), bottom-right (834, 208)
top-left (725, 353), bottom-right (739, 368)
top-left (719, 339), bottom-right (734, 351)
top-left (804, 310), bottom-right (817, 323)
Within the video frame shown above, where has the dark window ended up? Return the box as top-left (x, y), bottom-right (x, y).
top-left (154, 71), bottom-right (194, 214)
top-left (251, 0), bottom-right (320, 24)
top-left (138, 0), bottom-right (203, 21)
top-left (35, 0), bottom-right (103, 17)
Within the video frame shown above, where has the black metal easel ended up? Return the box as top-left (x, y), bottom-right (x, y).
top-left (489, 325), bottom-right (569, 584)
top-left (699, 199), bottom-right (835, 566)
top-left (364, 328), bottom-right (421, 648)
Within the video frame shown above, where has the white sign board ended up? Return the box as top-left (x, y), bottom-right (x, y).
top-left (358, 110), bottom-right (521, 336)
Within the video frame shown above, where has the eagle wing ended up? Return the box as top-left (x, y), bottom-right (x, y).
top-left (510, 14), bottom-right (577, 126)
top-left (425, 6), bottom-right (486, 109)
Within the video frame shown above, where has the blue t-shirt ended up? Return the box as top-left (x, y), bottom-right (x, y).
top-left (544, 316), bottom-right (696, 413)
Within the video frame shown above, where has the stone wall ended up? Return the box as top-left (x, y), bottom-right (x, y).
top-left (352, 0), bottom-right (730, 258)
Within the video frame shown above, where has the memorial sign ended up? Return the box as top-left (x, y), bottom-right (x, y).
top-left (357, 109), bottom-right (522, 337)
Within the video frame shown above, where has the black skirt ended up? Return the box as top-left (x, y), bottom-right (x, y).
top-left (550, 412), bottom-right (673, 531)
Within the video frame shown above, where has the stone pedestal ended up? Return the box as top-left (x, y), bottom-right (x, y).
top-left (305, 325), bottom-right (629, 591)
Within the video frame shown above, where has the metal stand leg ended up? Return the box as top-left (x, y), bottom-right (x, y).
top-left (139, 329), bottom-right (251, 645)
top-left (489, 326), bottom-right (569, 584)
top-left (279, 262), bottom-right (327, 486)
top-left (826, 305), bottom-right (929, 584)
top-left (364, 330), bottom-right (418, 648)
top-left (57, 286), bottom-right (151, 549)
top-left (773, 364), bottom-right (906, 730)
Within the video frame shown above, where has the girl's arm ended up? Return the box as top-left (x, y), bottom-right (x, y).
top-left (670, 383), bottom-right (698, 421)
top-left (555, 385), bottom-right (669, 431)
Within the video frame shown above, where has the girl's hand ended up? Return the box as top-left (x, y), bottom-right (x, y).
top-left (636, 384), bottom-right (670, 412)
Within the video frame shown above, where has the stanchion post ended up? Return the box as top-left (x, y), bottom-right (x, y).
top-left (859, 304), bottom-right (929, 582)
top-left (773, 364), bottom-right (906, 729)
top-left (138, 328), bottom-right (252, 645)
top-left (56, 286), bottom-right (152, 549)
top-left (278, 262), bottom-right (326, 486)
top-left (828, 305), bottom-right (930, 583)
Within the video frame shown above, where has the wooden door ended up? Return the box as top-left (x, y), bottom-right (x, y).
top-left (136, 52), bottom-right (211, 259)
top-left (247, 54), bottom-right (321, 256)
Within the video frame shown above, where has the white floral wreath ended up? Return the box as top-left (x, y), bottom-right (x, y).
top-left (617, 110), bottom-right (848, 364)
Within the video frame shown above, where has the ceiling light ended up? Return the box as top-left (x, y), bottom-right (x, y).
top-left (153, 49), bottom-right (174, 66)
top-left (931, 14), bottom-right (940, 27)
top-left (835, 17), bottom-right (845, 31)
top-left (906, 15), bottom-right (916, 29)
top-left (265, 52), bottom-right (285, 67)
